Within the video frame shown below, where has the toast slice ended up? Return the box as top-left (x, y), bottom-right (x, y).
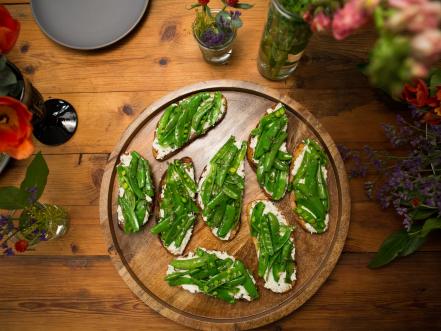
top-left (151, 157), bottom-right (198, 255)
top-left (289, 139), bottom-right (330, 234)
top-left (116, 151), bottom-right (155, 234)
top-left (247, 103), bottom-right (291, 201)
top-left (197, 136), bottom-right (246, 241)
top-left (247, 200), bottom-right (296, 293)
top-left (152, 92), bottom-right (227, 161)
top-left (165, 247), bottom-right (259, 303)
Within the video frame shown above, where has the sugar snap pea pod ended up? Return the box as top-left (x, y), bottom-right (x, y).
top-left (268, 212), bottom-right (280, 240)
top-left (135, 200), bottom-right (147, 226)
top-left (273, 226), bottom-right (293, 252)
top-left (272, 261), bottom-right (282, 282)
top-left (281, 240), bottom-right (293, 261)
top-left (264, 168), bottom-right (277, 195)
top-left (174, 105), bottom-right (191, 147)
top-left (272, 170), bottom-right (289, 201)
top-left (250, 202), bottom-right (265, 236)
top-left (297, 197), bottom-right (325, 220)
top-left (235, 261), bottom-right (259, 299)
top-left (160, 111), bottom-right (181, 145)
top-left (285, 261), bottom-right (295, 283)
top-left (203, 262), bottom-right (243, 292)
top-left (118, 196), bottom-right (139, 233)
top-left (206, 191), bottom-right (229, 211)
top-left (136, 157), bottom-right (146, 190)
top-left (277, 150), bottom-right (292, 161)
top-left (208, 91), bottom-right (223, 125)
top-left (225, 173), bottom-right (244, 189)
top-left (304, 156), bottom-right (320, 195)
top-left (174, 162), bottom-right (197, 194)
top-left (215, 145), bottom-right (238, 187)
top-left (262, 131), bottom-right (288, 173)
top-left (165, 269), bottom-right (192, 281)
top-left (184, 93), bottom-right (205, 118)
top-left (229, 141), bottom-right (247, 174)
top-left (254, 119), bottom-right (283, 160)
top-left (174, 215), bottom-right (196, 247)
top-left (157, 104), bottom-right (176, 134)
top-left (192, 96), bottom-right (214, 131)
top-left (150, 216), bottom-right (172, 234)
top-left (261, 215), bottom-right (274, 256)
top-left (211, 136), bottom-right (235, 164)
top-left (167, 276), bottom-right (203, 287)
top-left (256, 163), bottom-right (266, 185)
top-left (273, 159), bottom-right (289, 171)
top-left (217, 204), bottom-right (237, 238)
top-left (171, 255), bottom-right (209, 270)
top-left (317, 160), bottom-right (328, 202)
top-left (222, 184), bottom-right (241, 200)
top-left (258, 252), bottom-right (268, 278)
top-left (213, 288), bottom-right (236, 304)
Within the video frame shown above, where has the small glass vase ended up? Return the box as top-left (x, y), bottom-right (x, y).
top-left (257, 0), bottom-right (312, 80)
top-left (20, 203), bottom-right (69, 244)
top-left (192, 10), bottom-right (237, 65)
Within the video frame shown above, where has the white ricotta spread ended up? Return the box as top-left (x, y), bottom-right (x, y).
top-left (153, 138), bottom-right (176, 160)
top-left (167, 226), bottom-right (193, 255)
top-left (120, 153), bottom-right (132, 167)
top-left (118, 187), bottom-right (125, 198)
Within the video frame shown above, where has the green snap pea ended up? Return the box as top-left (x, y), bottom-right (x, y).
top-left (192, 96), bottom-right (214, 132)
top-left (254, 119), bottom-right (283, 160)
top-left (258, 252), bottom-right (268, 278)
top-left (157, 104), bottom-right (177, 135)
top-left (217, 204), bottom-right (237, 238)
top-left (119, 196), bottom-right (139, 233)
top-left (136, 157), bottom-right (146, 190)
top-left (262, 132), bottom-right (288, 173)
top-left (160, 109), bottom-right (180, 143)
top-left (268, 212), bottom-right (280, 241)
top-left (207, 205), bottom-right (225, 228)
top-left (229, 141), bottom-right (247, 174)
top-left (272, 170), bottom-right (288, 201)
top-left (250, 202), bottom-right (265, 236)
top-left (273, 159), bottom-right (289, 171)
top-left (203, 262), bottom-right (243, 292)
top-left (171, 255), bottom-right (209, 270)
top-left (235, 261), bottom-right (259, 300)
top-left (208, 91), bottom-right (223, 125)
top-left (285, 261), bottom-right (295, 283)
top-left (166, 276), bottom-right (203, 287)
top-left (222, 184), bottom-right (241, 200)
top-left (276, 150), bottom-right (292, 161)
top-left (210, 136), bottom-right (235, 164)
top-left (174, 162), bottom-right (197, 194)
top-left (174, 215), bottom-right (196, 247)
top-left (150, 216), bottom-right (172, 234)
top-left (261, 215), bottom-right (274, 256)
top-left (213, 288), bottom-right (236, 304)
top-left (216, 145), bottom-right (238, 187)
top-left (135, 200), bottom-right (147, 226)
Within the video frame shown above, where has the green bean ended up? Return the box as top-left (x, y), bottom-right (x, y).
top-left (150, 216), bottom-right (172, 234)
top-left (171, 255), bottom-right (209, 270)
top-left (217, 204), bottom-right (236, 238)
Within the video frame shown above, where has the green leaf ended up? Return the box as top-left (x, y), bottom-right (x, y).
top-left (409, 207), bottom-right (437, 221)
top-left (20, 152), bottom-right (49, 202)
top-left (400, 235), bottom-right (427, 256)
top-left (368, 230), bottom-right (409, 268)
top-left (0, 187), bottom-right (30, 209)
top-left (420, 218), bottom-right (441, 237)
top-left (188, 3), bottom-right (201, 9)
top-left (429, 69), bottom-right (441, 96)
top-left (236, 3), bottom-right (253, 9)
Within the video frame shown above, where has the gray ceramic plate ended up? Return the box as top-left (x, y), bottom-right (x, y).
top-left (31, 0), bottom-right (149, 50)
top-left (0, 153), bottom-right (10, 175)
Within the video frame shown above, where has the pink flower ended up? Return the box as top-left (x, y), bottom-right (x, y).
top-left (387, 2), bottom-right (441, 33)
top-left (332, 0), bottom-right (372, 40)
top-left (411, 29), bottom-right (441, 64)
top-left (311, 12), bottom-right (332, 32)
top-left (388, 0), bottom-right (426, 9)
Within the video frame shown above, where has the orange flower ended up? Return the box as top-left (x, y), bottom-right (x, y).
top-left (402, 79), bottom-right (437, 108)
top-left (0, 96), bottom-right (34, 159)
top-left (0, 5), bottom-right (20, 54)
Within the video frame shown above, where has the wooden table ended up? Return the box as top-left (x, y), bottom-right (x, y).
top-left (1, 1), bottom-right (440, 330)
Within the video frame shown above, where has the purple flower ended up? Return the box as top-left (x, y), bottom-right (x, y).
top-left (4, 247), bottom-right (14, 256)
top-left (0, 215), bottom-right (9, 227)
top-left (39, 229), bottom-right (47, 241)
top-left (200, 28), bottom-right (226, 47)
top-left (337, 144), bottom-right (352, 161)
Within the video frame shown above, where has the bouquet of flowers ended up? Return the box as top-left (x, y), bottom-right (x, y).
top-left (340, 71), bottom-right (441, 267)
top-left (190, 0), bottom-right (253, 48)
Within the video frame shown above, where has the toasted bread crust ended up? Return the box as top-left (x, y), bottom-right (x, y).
top-left (155, 157), bottom-right (196, 255)
top-left (117, 157), bottom-right (155, 232)
top-left (196, 164), bottom-right (240, 241)
top-left (246, 199), bottom-right (295, 293)
top-left (152, 95), bottom-right (228, 161)
top-left (246, 104), bottom-right (285, 200)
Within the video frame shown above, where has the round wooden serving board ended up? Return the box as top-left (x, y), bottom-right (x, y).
top-left (99, 80), bottom-right (351, 330)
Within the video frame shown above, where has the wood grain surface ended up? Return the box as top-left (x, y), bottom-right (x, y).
top-left (0, 1), bottom-right (441, 330)
top-left (99, 81), bottom-right (350, 330)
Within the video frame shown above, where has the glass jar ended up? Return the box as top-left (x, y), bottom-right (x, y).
top-left (192, 10), bottom-right (237, 65)
top-left (20, 203), bottom-right (69, 245)
top-left (257, 0), bottom-right (312, 80)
